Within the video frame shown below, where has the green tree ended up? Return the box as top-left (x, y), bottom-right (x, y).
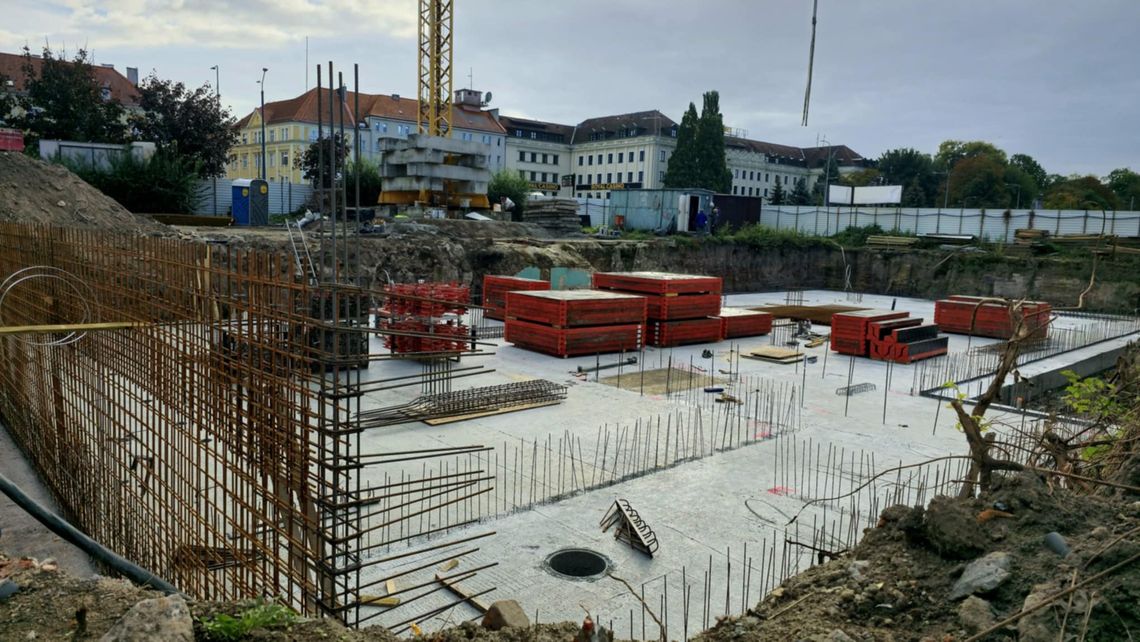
top-left (295, 134), bottom-right (347, 189)
top-left (0, 72), bottom-right (15, 125)
top-left (1105, 168), bottom-right (1140, 210)
top-left (487, 169), bottom-right (530, 216)
top-left (789, 177), bottom-right (811, 205)
top-left (769, 176), bottom-right (786, 204)
top-left (1001, 165), bottom-right (1038, 209)
top-left (935, 139), bottom-right (1007, 168)
top-left (878, 148), bottom-right (935, 206)
top-left (839, 168), bottom-right (881, 187)
top-left (131, 74), bottom-right (238, 178)
top-left (344, 159), bottom-right (383, 208)
top-left (694, 91), bottom-right (731, 193)
top-left (12, 46), bottom-right (128, 148)
top-left (1009, 153), bottom-right (1048, 191)
top-left (811, 155), bottom-right (840, 205)
top-left (662, 103), bottom-right (699, 188)
top-left (948, 155), bottom-right (1009, 208)
top-left (1043, 176), bottom-right (1119, 210)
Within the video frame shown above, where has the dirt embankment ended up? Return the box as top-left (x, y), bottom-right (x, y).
top-left (0, 152), bottom-right (171, 235)
top-left (199, 224), bottom-right (1138, 313)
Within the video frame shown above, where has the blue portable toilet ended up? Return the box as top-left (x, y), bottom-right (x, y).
top-left (231, 179), bottom-right (269, 225)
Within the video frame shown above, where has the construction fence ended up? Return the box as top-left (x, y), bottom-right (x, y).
top-left (757, 206), bottom-right (1140, 243)
top-left (191, 180), bottom-right (314, 217)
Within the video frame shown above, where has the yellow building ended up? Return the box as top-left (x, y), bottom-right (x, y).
top-left (227, 88), bottom-right (358, 184)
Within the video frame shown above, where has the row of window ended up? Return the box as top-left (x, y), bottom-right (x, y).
top-left (732, 186), bottom-right (771, 197)
top-left (231, 150), bottom-right (290, 170)
top-left (519, 170), bottom-right (559, 182)
top-left (518, 151), bottom-right (560, 165)
top-left (578, 150), bottom-right (652, 166)
top-left (733, 169), bottom-right (802, 186)
top-left (512, 129), bottom-right (565, 144)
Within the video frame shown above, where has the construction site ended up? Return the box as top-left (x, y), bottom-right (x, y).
top-left (3, 3), bottom-right (1140, 642)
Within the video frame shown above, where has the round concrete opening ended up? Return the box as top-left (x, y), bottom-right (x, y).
top-left (546, 548), bottom-right (609, 579)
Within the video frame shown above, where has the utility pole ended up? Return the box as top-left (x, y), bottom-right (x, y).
top-left (259, 67), bottom-right (268, 181)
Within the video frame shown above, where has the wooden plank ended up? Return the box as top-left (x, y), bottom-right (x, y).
top-left (422, 400), bottom-right (562, 426)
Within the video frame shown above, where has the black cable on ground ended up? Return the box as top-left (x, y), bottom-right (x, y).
top-left (0, 471), bottom-right (181, 595)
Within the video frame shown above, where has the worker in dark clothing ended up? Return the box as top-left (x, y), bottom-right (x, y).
top-left (695, 209), bottom-right (708, 235)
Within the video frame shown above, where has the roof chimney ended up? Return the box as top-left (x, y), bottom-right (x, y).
top-left (391, 93), bottom-right (400, 101)
top-left (127, 67), bottom-right (138, 85)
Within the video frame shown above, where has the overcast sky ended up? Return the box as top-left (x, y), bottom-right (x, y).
top-left (5, 1), bottom-right (1137, 176)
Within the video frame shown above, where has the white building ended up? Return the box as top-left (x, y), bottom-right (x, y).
top-left (499, 115), bottom-right (574, 197)
top-left (498, 107), bottom-right (866, 204)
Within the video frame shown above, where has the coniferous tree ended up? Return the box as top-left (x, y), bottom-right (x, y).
top-left (662, 103), bottom-right (699, 188)
top-left (694, 91), bottom-right (731, 193)
top-left (790, 178), bottom-right (811, 205)
top-left (769, 176), bottom-right (786, 204)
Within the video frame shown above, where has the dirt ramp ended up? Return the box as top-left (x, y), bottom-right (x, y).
top-left (0, 152), bottom-right (171, 234)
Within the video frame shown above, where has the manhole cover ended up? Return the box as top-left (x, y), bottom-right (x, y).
top-left (545, 548), bottom-right (610, 579)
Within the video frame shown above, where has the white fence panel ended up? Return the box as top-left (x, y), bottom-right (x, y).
top-left (750, 206), bottom-right (1140, 242)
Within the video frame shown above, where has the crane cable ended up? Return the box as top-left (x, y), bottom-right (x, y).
top-left (801, 0), bottom-right (819, 126)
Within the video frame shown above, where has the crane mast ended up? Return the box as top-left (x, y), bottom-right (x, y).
top-left (418, 0), bottom-right (453, 137)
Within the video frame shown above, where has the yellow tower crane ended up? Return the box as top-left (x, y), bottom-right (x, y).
top-left (379, 0), bottom-right (489, 210)
top-left (417, 0), bottom-right (453, 137)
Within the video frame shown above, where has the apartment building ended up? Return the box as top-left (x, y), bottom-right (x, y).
top-left (228, 88), bottom-right (506, 183)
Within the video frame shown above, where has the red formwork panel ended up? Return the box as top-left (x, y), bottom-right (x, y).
top-left (935, 298), bottom-right (1051, 339)
top-left (593, 271), bottom-right (723, 296)
top-left (506, 289), bottom-right (647, 328)
top-left (716, 307), bottom-right (773, 338)
top-left (604, 291), bottom-right (721, 321)
top-left (831, 309), bottom-right (909, 356)
top-left (482, 275), bottom-right (549, 320)
top-left (869, 324), bottom-right (941, 362)
top-left (384, 319), bottom-right (469, 354)
top-left (384, 282), bottom-right (469, 317)
top-left (505, 319), bottom-right (643, 357)
top-left (892, 337), bottom-right (949, 364)
top-left (646, 317), bottom-right (724, 347)
top-left (866, 317), bottom-right (923, 342)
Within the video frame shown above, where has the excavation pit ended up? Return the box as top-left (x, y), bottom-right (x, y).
top-left (545, 548), bottom-right (610, 580)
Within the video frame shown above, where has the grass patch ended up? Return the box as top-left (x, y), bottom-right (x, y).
top-left (200, 602), bottom-right (299, 641)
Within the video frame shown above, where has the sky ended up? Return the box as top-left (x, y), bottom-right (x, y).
top-left (4, 1), bottom-right (1138, 177)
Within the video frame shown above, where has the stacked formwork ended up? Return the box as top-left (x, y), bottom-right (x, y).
top-left (715, 307), bottom-right (774, 339)
top-left (504, 289), bottom-right (646, 357)
top-left (481, 275), bottom-right (549, 321)
top-left (934, 295), bottom-right (1052, 339)
top-left (381, 282), bottom-right (470, 354)
top-left (832, 309), bottom-right (948, 363)
top-left (593, 271), bottom-right (724, 347)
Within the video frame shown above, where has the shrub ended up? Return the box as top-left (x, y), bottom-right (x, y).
top-left (62, 148), bottom-right (200, 214)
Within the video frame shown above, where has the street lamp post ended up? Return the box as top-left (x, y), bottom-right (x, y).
top-left (259, 67), bottom-right (268, 181)
top-left (210, 65), bottom-right (219, 215)
top-left (1005, 183), bottom-right (1022, 209)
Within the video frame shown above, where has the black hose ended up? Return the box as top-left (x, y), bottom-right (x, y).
top-left (0, 471), bottom-right (181, 594)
